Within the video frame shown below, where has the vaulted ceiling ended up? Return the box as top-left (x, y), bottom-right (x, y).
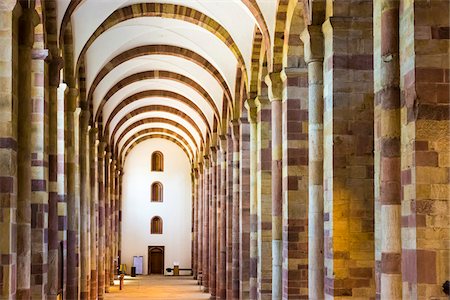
top-left (57, 0), bottom-right (280, 163)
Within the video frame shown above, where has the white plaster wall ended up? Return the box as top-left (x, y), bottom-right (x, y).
top-left (121, 138), bottom-right (192, 275)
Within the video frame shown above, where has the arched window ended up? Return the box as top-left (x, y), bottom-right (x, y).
top-left (151, 217), bottom-right (163, 234)
top-left (151, 151), bottom-right (164, 172)
top-left (151, 182), bottom-right (163, 202)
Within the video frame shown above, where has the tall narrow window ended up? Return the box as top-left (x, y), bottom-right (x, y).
top-left (151, 151), bottom-right (164, 171)
top-left (151, 217), bottom-right (163, 234)
top-left (151, 182), bottom-right (163, 202)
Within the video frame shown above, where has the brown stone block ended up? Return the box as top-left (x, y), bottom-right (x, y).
top-left (431, 26), bottom-right (450, 39)
top-left (381, 252), bottom-right (401, 274)
top-left (414, 151), bottom-right (439, 167)
top-left (436, 83), bottom-right (450, 103)
top-left (417, 249), bottom-right (436, 284)
top-left (416, 103), bottom-right (450, 121)
top-left (0, 176), bottom-right (13, 193)
top-left (416, 68), bottom-right (445, 83)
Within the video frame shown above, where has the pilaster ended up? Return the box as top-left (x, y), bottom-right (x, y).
top-left (302, 24), bottom-right (325, 300)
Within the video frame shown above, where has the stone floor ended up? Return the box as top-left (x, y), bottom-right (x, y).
top-left (105, 275), bottom-right (210, 299)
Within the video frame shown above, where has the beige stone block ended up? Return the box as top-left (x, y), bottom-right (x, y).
top-left (416, 167), bottom-right (448, 184)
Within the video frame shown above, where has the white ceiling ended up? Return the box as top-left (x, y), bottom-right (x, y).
top-left (57, 0), bottom-right (278, 160)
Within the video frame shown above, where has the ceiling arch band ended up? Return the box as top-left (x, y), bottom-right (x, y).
top-left (109, 105), bottom-right (207, 154)
top-left (121, 134), bottom-right (192, 165)
top-left (97, 71), bottom-right (219, 127)
top-left (114, 117), bottom-right (202, 155)
top-left (73, 3), bottom-right (248, 83)
top-left (105, 91), bottom-right (212, 141)
top-left (120, 127), bottom-right (195, 159)
top-left (87, 45), bottom-right (233, 113)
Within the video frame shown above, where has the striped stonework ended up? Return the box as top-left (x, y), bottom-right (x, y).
top-left (30, 3), bottom-right (49, 294)
top-left (400, 1), bottom-right (450, 298)
top-left (239, 115), bottom-right (251, 300)
top-left (89, 45), bottom-right (232, 117)
top-left (0, 1), bottom-right (18, 298)
top-left (73, 3), bottom-right (247, 83)
top-left (322, 13), bottom-right (375, 298)
top-left (256, 96), bottom-right (272, 299)
top-left (282, 67), bottom-right (309, 299)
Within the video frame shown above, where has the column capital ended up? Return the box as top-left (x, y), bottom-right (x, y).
top-left (265, 72), bottom-right (285, 102)
top-left (300, 25), bottom-right (324, 64)
top-left (65, 87), bottom-right (79, 112)
top-left (244, 98), bottom-right (258, 124)
top-left (230, 119), bottom-right (240, 141)
top-left (48, 55), bottom-right (64, 87)
top-left (219, 134), bottom-right (228, 152)
top-left (255, 95), bottom-right (270, 110)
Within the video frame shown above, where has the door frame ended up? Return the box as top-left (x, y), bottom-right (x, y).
top-left (148, 246), bottom-right (165, 275)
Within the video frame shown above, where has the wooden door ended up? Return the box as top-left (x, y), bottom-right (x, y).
top-left (148, 246), bottom-right (164, 274)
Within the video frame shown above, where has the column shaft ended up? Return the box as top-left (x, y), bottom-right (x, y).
top-left (89, 129), bottom-right (98, 299)
top-left (202, 157), bottom-right (210, 292)
top-left (302, 26), bottom-right (325, 299)
top-left (226, 134), bottom-right (233, 298)
top-left (375, 1), bottom-right (402, 298)
top-left (48, 59), bottom-right (62, 300)
top-left (104, 152), bottom-right (111, 292)
top-left (109, 160), bottom-right (116, 285)
top-left (65, 87), bottom-right (79, 299)
top-left (79, 110), bottom-right (91, 299)
top-left (231, 122), bottom-right (240, 300)
top-left (266, 73), bottom-right (284, 300)
top-left (30, 38), bottom-right (49, 299)
top-left (17, 7), bottom-right (35, 298)
top-left (239, 117), bottom-right (251, 300)
top-left (256, 96), bottom-right (272, 299)
top-left (197, 166), bottom-right (203, 285)
top-left (0, 2), bottom-right (19, 297)
top-left (246, 100), bottom-right (258, 300)
top-left (97, 142), bottom-right (106, 298)
top-left (209, 150), bottom-right (217, 298)
top-left (218, 139), bottom-right (227, 299)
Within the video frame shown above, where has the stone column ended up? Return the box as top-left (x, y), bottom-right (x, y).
top-left (0, 1), bottom-right (19, 298)
top-left (256, 95), bottom-right (272, 299)
top-left (209, 148), bottom-right (217, 298)
top-left (281, 66), bottom-right (309, 299)
top-left (65, 86), bottom-right (79, 299)
top-left (89, 128), bottom-right (98, 299)
top-left (30, 48), bottom-right (49, 299)
top-left (79, 109), bottom-right (91, 299)
top-left (398, 1), bottom-right (449, 297)
top-left (302, 25), bottom-right (324, 299)
top-left (97, 142), bottom-right (106, 298)
top-left (215, 152), bottom-right (220, 297)
top-left (109, 159), bottom-right (116, 285)
top-left (231, 120), bottom-right (240, 300)
top-left (202, 156), bottom-right (210, 292)
top-left (374, 1), bottom-right (402, 298)
top-left (104, 151), bottom-right (111, 292)
top-left (226, 133), bottom-right (233, 297)
top-left (16, 5), bottom-right (35, 298)
top-left (239, 116), bottom-right (251, 300)
top-left (322, 14), bottom-right (375, 298)
top-left (245, 99), bottom-right (258, 300)
top-left (266, 72), bottom-right (284, 300)
top-left (47, 55), bottom-right (63, 300)
top-left (218, 137), bottom-right (227, 299)
top-left (57, 83), bottom-right (68, 298)
top-left (192, 167), bottom-right (199, 279)
top-left (197, 162), bottom-right (204, 285)
top-left (117, 168), bottom-right (123, 269)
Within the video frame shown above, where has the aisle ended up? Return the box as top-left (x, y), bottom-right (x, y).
top-left (104, 275), bottom-right (210, 299)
